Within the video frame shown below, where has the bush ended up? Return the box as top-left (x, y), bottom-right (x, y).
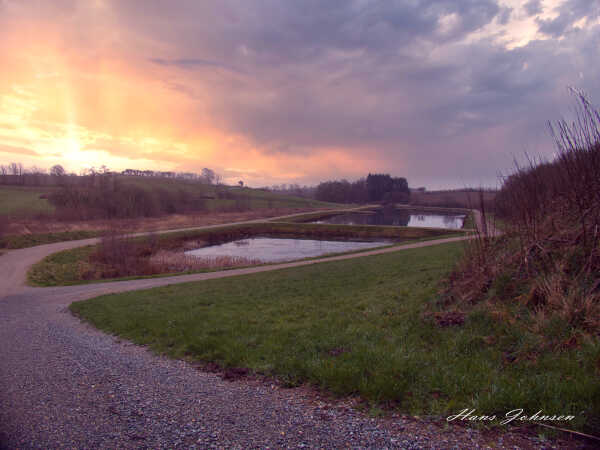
top-left (49, 177), bottom-right (209, 220)
top-left (91, 232), bottom-right (159, 278)
top-left (443, 90), bottom-right (600, 338)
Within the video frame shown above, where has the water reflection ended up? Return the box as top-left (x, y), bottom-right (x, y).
top-left (313, 209), bottom-right (465, 229)
top-left (185, 237), bottom-right (391, 263)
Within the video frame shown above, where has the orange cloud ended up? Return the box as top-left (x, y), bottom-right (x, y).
top-left (0, 15), bottom-right (385, 186)
top-left (0, 26), bottom-right (230, 174)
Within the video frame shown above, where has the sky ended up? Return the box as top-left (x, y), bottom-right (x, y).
top-left (0, 0), bottom-right (599, 189)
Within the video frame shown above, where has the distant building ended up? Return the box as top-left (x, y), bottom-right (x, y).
top-left (410, 187), bottom-right (426, 193)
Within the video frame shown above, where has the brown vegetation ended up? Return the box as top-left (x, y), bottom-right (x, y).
top-left (3, 208), bottom-right (315, 236)
top-left (48, 177), bottom-right (211, 220)
top-left (441, 91), bottom-right (600, 339)
top-left (82, 231), bottom-right (263, 280)
top-left (149, 251), bottom-right (262, 272)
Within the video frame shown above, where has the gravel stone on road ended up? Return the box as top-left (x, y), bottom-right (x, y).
top-left (0, 213), bottom-right (584, 448)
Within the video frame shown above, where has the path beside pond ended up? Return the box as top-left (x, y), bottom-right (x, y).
top-left (1, 210), bottom-right (552, 449)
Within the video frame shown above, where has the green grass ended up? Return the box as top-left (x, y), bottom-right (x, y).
top-left (0, 230), bottom-right (102, 249)
top-left (28, 246), bottom-right (96, 286)
top-left (70, 242), bottom-right (600, 431)
top-left (28, 222), bottom-right (462, 286)
top-left (0, 186), bottom-right (55, 217)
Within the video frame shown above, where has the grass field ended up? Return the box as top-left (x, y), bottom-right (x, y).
top-left (70, 242), bottom-right (599, 432)
top-left (117, 176), bottom-right (335, 211)
top-left (28, 222), bottom-right (461, 286)
top-left (0, 186), bottom-right (55, 217)
top-left (0, 180), bottom-right (337, 220)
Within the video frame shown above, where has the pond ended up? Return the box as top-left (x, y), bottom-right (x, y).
top-left (311, 209), bottom-right (466, 229)
top-left (185, 237), bottom-right (391, 263)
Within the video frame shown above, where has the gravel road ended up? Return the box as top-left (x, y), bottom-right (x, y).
top-left (0, 213), bottom-right (580, 448)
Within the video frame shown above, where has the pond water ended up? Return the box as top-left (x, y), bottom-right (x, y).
top-left (185, 237), bottom-right (390, 263)
top-left (312, 210), bottom-right (465, 229)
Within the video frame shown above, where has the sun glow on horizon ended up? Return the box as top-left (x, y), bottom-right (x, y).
top-left (1, 0), bottom-right (598, 188)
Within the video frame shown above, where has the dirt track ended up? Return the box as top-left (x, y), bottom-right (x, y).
top-left (2, 211), bottom-right (562, 448)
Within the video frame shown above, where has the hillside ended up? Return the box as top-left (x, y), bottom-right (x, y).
top-left (0, 176), bottom-right (336, 220)
top-left (439, 94), bottom-right (600, 432)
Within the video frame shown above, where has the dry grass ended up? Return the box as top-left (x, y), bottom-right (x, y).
top-left (3, 208), bottom-right (317, 236)
top-left (81, 232), bottom-right (263, 280)
top-left (441, 91), bottom-right (600, 341)
top-left (149, 250), bottom-right (262, 272)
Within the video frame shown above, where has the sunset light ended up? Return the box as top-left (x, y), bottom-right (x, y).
top-left (2, 2), bottom-right (600, 447)
top-left (1, 0), bottom-right (597, 187)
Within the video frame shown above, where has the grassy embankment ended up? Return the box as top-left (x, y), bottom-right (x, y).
top-left (29, 222), bottom-right (460, 286)
top-left (440, 93), bottom-right (600, 434)
top-left (70, 241), bottom-right (599, 431)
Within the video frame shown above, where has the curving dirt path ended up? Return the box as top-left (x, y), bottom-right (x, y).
top-left (0, 211), bottom-right (563, 448)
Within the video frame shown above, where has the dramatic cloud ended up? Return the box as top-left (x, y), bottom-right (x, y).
top-left (0, 0), bottom-right (599, 187)
top-left (524, 0), bottom-right (543, 16)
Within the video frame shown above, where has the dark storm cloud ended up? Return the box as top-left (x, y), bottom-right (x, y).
top-left (537, 0), bottom-right (600, 38)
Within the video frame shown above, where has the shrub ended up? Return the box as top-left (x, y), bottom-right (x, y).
top-left (442, 90), bottom-right (600, 339)
top-left (49, 177), bottom-right (209, 220)
top-left (91, 232), bottom-right (159, 278)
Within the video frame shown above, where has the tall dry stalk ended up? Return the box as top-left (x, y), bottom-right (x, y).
top-left (443, 90), bottom-right (600, 336)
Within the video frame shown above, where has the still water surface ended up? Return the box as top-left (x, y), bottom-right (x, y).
top-left (185, 237), bottom-right (390, 262)
top-left (312, 210), bottom-right (465, 229)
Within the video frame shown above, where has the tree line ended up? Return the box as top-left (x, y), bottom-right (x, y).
top-left (315, 174), bottom-right (410, 204)
top-left (0, 163), bottom-right (222, 187)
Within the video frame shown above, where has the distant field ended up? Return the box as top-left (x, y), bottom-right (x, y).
top-left (0, 178), bottom-right (334, 219)
top-left (0, 186), bottom-right (55, 217)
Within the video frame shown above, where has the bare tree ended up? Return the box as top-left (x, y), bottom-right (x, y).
top-left (8, 162), bottom-right (23, 176)
top-left (201, 168), bottom-right (216, 184)
top-left (50, 164), bottom-right (66, 177)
